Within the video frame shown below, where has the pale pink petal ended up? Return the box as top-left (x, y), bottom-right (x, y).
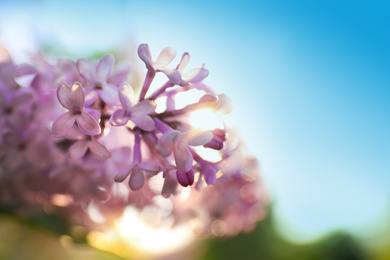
top-left (191, 82), bottom-right (216, 95)
top-left (88, 139), bottom-right (112, 159)
top-left (182, 130), bottom-right (213, 146)
top-left (203, 164), bottom-right (218, 185)
top-left (65, 125), bottom-right (85, 140)
top-left (131, 100), bottom-right (156, 116)
top-left (97, 54), bottom-right (115, 82)
top-left (118, 82), bottom-right (134, 110)
top-left (216, 93), bottom-right (233, 114)
top-left (84, 89), bottom-right (98, 106)
top-left (182, 64), bottom-right (209, 83)
top-left (139, 164), bottom-right (160, 175)
top-left (138, 44), bottom-right (154, 71)
top-left (100, 83), bottom-right (120, 106)
top-left (156, 131), bottom-right (178, 157)
top-left (199, 94), bottom-right (217, 104)
top-left (176, 52), bottom-right (190, 72)
top-left (77, 112), bottom-right (101, 136)
top-left (173, 143), bottom-right (193, 172)
top-left (84, 108), bottom-right (101, 122)
top-left (57, 82), bottom-right (85, 109)
top-left (129, 167), bottom-right (144, 190)
top-left (15, 64), bottom-right (36, 76)
top-left (57, 59), bottom-right (79, 82)
top-left (69, 140), bottom-right (88, 159)
top-left (52, 112), bottom-right (75, 137)
top-left (109, 109), bottom-right (128, 126)
top-left (76, 58), bottom-right (96, 82)
top-left (57, 58), bottom-right (75, 71)
top-left (162, 169), bottom-right (178, 198)
top-left (108, 63), bottom-right (130, 86)
top-left (160, 68), bottom-right (182, 85)
top-left (115, 164), bottom-right (135, 182)
top-left (130, 115), bottom-right (155, 131)
top-left (155, 47), bottom-right (176, 69)
top-left (204, 135), bottom-right (224, 150)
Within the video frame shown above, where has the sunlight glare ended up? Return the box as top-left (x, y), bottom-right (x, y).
top-left (113, 206), bottom-right (195, 255)
top-left (194, 146), bottom-right (222, 162)
top-left (189, 109), bottom-right (224, 130)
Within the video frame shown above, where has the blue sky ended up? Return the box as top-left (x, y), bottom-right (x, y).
top-left (1, 0), bottom-right (389, 241)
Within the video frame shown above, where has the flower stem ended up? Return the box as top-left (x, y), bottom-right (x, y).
top-left (154, 118), bottom-right (173, 134)
top-left (148, 80), bottom-right (175, 100)
top-left (133, 129), bottom-right (142, 163)
top-left (157, 99), bottom-right (217, 118)
top-left (139, 70), bottom-right (156, 101)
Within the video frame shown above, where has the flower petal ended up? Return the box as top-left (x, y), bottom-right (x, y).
top-left (57, 82), bottom-right (85, 110)
top-left (100, 83), bottom-right (120, 106)
top-left (156, 131), bottom-right (178, 157)
top-left (77, 112), bottom-right (101, 136)
top-left (162, 169), bottom-right (178, 198)
top-left (65, 125), bottom-right (85, 140)
top-left (84, 89), bottom-right (98, 106)
top-left (139, 164), bottom-right (160, 175)
top-left (52, 112), bottom-right (75, 137)
top-left (138, 44), bottom-right (154, 71)
top-left (130, 115), bottom-right (155, 131)
top-left (108, 62), bottom-right (131, 86)
top-left (69, 140), bottom-right (88, 159)
top-left (182, 130), bottom-right (213, 146)
top-left (129, 167), bottom-right (144, 190)
top-left (76, 58), bottom-right (96, 82)
top-left (176, 52), bottom-right (190, 72)
top-left (132, 100), bottom-right (156, 116)
top-left (15, 64), bottom-right (36, 76)
top-left (155, 47), bottom-right (176, 69)
top-left (97, 54), bottom-right (114, 82)
top-left (173, 143), bottom-right (193, 172)
top-left (109, 109), bottom-right (128, 126)
top-left (88, 139), bottom-right (112, 159)
top-left (84, 108), bottom-right (101, 122)
top-left (203, 164), bottom-right (218, 185)
top-left (160, 68), bottom-right (182, 85)
top-left (182, 64), bottom-right (209, 83)
top-left (203, 135), bottom-right (224, 150)
top-left (215, 93), bottom-right (233, 114)
top-left (118, 82), bottom-right (134, 110)
top-left (115, 164), bottom-right (135, 182)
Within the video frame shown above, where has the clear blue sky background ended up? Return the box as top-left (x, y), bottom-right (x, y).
top-left (1, 0), bottom-right (389, 241)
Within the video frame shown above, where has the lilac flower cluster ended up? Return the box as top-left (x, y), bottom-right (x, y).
top-left (0, 44), bottom-right (267, 236)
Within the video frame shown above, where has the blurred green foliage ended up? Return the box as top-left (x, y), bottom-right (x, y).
top-left (201, 209), bottom-right (369, 260)
top-left (0, 206), bottom-right (383, 260)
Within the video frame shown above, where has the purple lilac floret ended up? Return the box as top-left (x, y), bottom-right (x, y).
top-left (0, 44), bottom-right (267, 239)
top-left (52, 82), bottom-right (101, 137)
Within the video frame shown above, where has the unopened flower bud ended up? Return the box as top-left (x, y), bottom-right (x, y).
top-left (176, 169), bottom-right (194, 187)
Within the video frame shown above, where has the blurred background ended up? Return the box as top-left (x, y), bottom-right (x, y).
top-left (0, 0), bottom-right (389, 259)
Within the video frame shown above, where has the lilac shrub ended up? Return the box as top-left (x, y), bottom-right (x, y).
top-left (0, 44), bottom-right (267, 237)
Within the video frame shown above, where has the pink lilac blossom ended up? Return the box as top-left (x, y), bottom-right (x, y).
top-left (109, 82), bottom-right (156, 131)
top-left (52, 82), bottom-right (101, 137)
top-left (77, 54), bottom-right (120, 106)
top-left (0, 44), bottom-right (267, 239)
